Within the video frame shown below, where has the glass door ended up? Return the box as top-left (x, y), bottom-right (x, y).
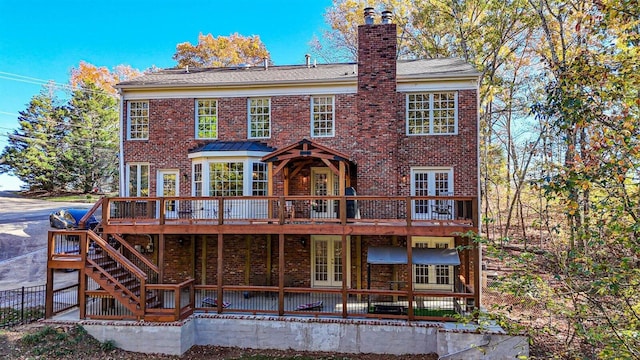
top-left (310, 168), bottom-right (338, 219)
top-left (311, 235), bottom-right (349, 287)
top-left (157, 170), bottom-right (179, 219)
top-left (411, 168), bottom-right (453, 219)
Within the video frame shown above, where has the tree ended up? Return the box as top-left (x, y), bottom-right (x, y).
top-left (173, 33), bottom-right (271, 68)
top-left (0, 85), bottom-right (68, 192)
top-left (62, 82), bottom-right (119, 193)
top-left (70, 61), bottom-right (142, 95)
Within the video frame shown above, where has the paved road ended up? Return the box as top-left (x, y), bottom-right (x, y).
top-left (0, 191), bottom-right (95, 290)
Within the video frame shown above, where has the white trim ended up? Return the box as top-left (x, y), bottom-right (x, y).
top-left (118, 91), bottom-right (125, 196)
top-left (188, 150), bottom-right (271, 159)
top-left (310, 95), bottom-right (335, 138)
top-left (121, 84), bottom-right (356, 100)
top-left (195, 99), bottom-right (218, 140)
top-left (247, 97), bottom-right (271, 139)
top-left (409, 167), bottom-right (454, 195)
top-left (157, 169), bottom-right (180, 219)
top-left (410, 167), bottom-right (454, 220)
top-left (405, 92), bottom-right (458, 136)
top-left (190, 157), bottom-right (268, 197)
top-left (125, 163), bottom-right (150, 197)
top-left (126, 100), bottom-right (149, 140)
top-left (397, 79), bottom-right (477, 92)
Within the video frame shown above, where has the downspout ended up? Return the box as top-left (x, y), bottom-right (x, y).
top-left (475, 76), bottom-right (482, 308)
top-left (118, 90), bottom-right (125, 196)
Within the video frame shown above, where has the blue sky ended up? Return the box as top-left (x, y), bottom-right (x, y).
top-left (0, 0), bottom-right (334, 190)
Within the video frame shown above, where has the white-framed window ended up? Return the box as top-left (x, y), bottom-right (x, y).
top-left (411, 167), bottom-right (453, 219)
top-left (311, 96), bottom-right (335, 137)
top-left (412, 237), bottom-right (455, 290)
top-left (126, 163), bottom-right (149, 196)
top-left (190, 158), bottom-right (268, 197)
top-left (252, 163), bottom-right (268, 196)
top-left (196, 99), bottom-right (218, 139)
top-left (210, 162), bottom-right (244, 196)
top-left (248, 98), bottom-right (271, 139)
top-left (128, 101), bottom-right (149, 140)
top-left (406, 92), bottom-right (457, 135)
top-left (193, 163), bottom-right (203, 196)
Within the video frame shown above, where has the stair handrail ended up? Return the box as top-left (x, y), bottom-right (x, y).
top-left (79, 197), bottom-right (104, 229)
top-left (87, 231), bottom-right (147, 280)
top-left (109, 234), bottom-right (159, 276)
top-left (85, 256), bottom-right (142, 305)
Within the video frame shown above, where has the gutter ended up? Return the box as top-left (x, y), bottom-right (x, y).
top-left (114, 74), bottom-right (481, 92)
top-left (118, 90), bottom-right (125, 197)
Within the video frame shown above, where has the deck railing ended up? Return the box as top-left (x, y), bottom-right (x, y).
top-left (193, 285), bottom-right (475, 322)
top-left (105, 195), bottom-right (477, 226)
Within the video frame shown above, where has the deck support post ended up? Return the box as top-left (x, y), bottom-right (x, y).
top-left (406, 235), bottom-right (414, 320)
top-left (217, 233), bottom-right (224, 313)
top-left (356, 235), bottom-right (362, 301)
top-left (473, 229), bottom-right (481, 316)
top-left (341, 233), bottom-right (348, 318)
top-left (278, 233), bottom-right (285, 316)
top-left (45, 268), bottom-right (54, 318)
top-left (266, 234), bottom-right (272, 286)
top-left (159, 234), bottom-right (165, 282)
top-left (201, 235), bottom-right (207, 285)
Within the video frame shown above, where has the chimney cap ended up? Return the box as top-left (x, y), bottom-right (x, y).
top-left (381, 10), bottom-right (393, 24)
top-left (364, 7), bottom-right (375, 25)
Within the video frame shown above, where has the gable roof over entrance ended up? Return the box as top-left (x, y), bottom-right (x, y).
top-left (261, 139), bottom-right (351, 177)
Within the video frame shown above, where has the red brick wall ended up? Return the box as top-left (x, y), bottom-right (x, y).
top-left (122, 28), bottom-right (476, 199)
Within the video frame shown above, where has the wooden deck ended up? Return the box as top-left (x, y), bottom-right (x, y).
top-left (101, 195), bottom-right (478, 237)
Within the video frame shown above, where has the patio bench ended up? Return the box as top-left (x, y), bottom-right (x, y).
top-left (371, 304), bottom-right (406, 315)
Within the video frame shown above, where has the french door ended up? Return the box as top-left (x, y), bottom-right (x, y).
top-left (412, 237), bottom-right (455, 291)
top-left (411, 168), bottom-right (453, 219)
top-left (157, 170), bottom-right (179, 218)
top-left (311, 235), bottom-right (349, 288)
top-left (310, 168), bottom-right (339, 219)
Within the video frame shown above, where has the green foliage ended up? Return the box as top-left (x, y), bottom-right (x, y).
top-left (62, 82), bottom-right (119, 193)
top-left (0, 85), bottom-right (69, 192)
top-left (0, 306), bottom-right (45, 327)
top-left (18, 324), bottom-right (104, 358)
top-left (0, 81), bottom-right (119, 194)
top-left (100, 339), bottom-right (116, 351)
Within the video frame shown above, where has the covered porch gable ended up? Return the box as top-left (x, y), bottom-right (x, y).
top-left (261, 139), bottom-right (353, 197)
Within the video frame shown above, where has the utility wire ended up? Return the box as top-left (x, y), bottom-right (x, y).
top-left (0, 70), bottom-right (119, 97)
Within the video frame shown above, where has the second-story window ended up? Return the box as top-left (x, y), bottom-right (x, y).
top-left (311, 96), bottom-right (335, 137)
top-left (196, 99), bottom-right (218, 139)
top-left (406, 92), bottom-right (457, 135)
top-left (128, 101), bottom-right (149, 140)
top-left (248, 98), bottom-right (270, 139)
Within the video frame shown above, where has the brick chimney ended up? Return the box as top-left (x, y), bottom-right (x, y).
top-left (356, 8), bottom-right (398, 195)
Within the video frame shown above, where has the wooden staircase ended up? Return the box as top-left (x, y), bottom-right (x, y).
top-left (84, 230), bottom-right (160, 318)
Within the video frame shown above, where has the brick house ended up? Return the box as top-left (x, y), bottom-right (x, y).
top-left (46, 8), bottom-right (480, 324)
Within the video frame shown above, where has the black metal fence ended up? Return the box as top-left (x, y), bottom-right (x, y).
top-left (0, 285), bottom-right (46, 328)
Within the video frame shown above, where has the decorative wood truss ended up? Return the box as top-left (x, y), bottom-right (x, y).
top-left (261, 139), bottom-right (353, 196)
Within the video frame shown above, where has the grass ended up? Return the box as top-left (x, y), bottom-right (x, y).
top-left (43, 193), bottom-right (103, 203)
top-left (17, 324), bottom-right (100, 358)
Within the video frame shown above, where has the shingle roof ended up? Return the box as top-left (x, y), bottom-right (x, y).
top-left (116, 58), bottom-right (479, 89)
top-left (189, 141), bottom-right (275, 153)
